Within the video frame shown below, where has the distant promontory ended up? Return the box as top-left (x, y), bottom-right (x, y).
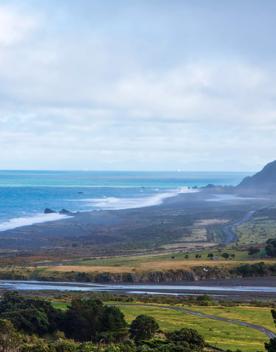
top-left (237, 160), bottom-right (276, 195)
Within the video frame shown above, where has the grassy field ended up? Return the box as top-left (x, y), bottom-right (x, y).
top-left (114, 303), bottom-right (269, 352)
top-left (189, 305), bottom-right (275, 331)
top-left (52, 301), bottom-right (272, 351)
top-left (43, 247), bottom-right (270, 274)
top-left (52, 301), bottom-right (68, 310)
top-left (71, 248), bottom-right (251, 265)
top-left (1, 246), bottom-right (275, 282)
top-left (237, 217), bottom-right (276, 245)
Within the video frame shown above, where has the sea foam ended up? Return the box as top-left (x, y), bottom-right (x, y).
top-left (0, 213), bottom-right (71, 232)
top-left (82, 186), bottom-right (197, 210)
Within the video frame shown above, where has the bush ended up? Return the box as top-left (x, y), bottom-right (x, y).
top-left (0, 319), bottom-right (23, 352)
top-left (266, 239), bottom-right (276, 257)
top-left (137, 340), bottom-right (192, 351)
top-left (21, 341), bottom-right (54, 352)
top-left (234, 262), bottom-right (268, 277)
top-left (166, 328), bottom-right (205, 351)
top-left (52, 339), bottom-right (79, 352)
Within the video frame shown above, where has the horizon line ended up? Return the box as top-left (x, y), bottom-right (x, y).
top-left (0, 169), bottom-right (256, 173)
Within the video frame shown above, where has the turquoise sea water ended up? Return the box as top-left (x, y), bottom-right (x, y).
top-left (0, 170), bottom-right (251, 231)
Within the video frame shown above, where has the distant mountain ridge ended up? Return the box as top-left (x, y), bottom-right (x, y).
top-left (237, 160), bottom-right (276, 195)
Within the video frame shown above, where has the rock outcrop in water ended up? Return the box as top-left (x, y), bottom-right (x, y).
top-left (59, 209), bottom-right (74, 216)
top-left (44, 208), bottom-right (74, 215)
top-left (44, 208), bottom-right (56, 214)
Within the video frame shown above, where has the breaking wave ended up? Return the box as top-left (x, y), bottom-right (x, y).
top-left (82, 187), bottom-right (197, 210)
top-left (0, 213), bottom-right (71, 232)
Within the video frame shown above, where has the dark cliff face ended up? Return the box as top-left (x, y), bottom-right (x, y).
top-left (237, 160), bottom-right (276, 195)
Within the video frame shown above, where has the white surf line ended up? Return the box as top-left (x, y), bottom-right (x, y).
top-left (80, 187), bottom-right (198, 210)
top-left (0, 213), bottom-right (72, 232)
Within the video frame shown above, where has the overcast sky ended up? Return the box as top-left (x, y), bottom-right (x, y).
top-left (0, 0), bottom-right (275, 171)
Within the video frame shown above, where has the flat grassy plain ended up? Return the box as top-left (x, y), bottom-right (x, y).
top-left (189, 305), bottom-right (275, 331)
top-left (237, 218), bottom-right (276, 245)
top-left (1, 245), bottom-right (275, 283)
top-left (114, 303), bottom-right (270, 352)
top-left (44, 248), bottom-right (270, 274)
top-left (52, 301), bottom-right (272, 351)
top-left (71, 248), bottom-right (251, 265)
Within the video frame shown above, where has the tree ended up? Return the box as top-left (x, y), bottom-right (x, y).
top-left (266, 239), bottom-right (276, 257)
top-left (207, 253), bottom-right (214, 259)
top-left (0, 291), bottom-right (63, 336)
top-left (265, 310), bottom-right (276, 351)
top-left (221, 252), bottom-right (230, 259)
top-left (272, 309), bottom-right (276, 326)
top-left (0, 319), bottom-right (22, 352)
top-left (129, 315), bottom-right (159, 342)
top-left (63, 298), bottom-right (126, 342)
top-left (63, 298), bottom-right (104, 341)
top-left (166, 328), bottom-right (205, 351)
top-left (100, 306), bottom-right (128, 342)
top-left (265, 337), bottom-right (276, 351)
top-left (102, 306), bottom-right (127, 332)
top-left (196, 295), bottom-right (212, 305)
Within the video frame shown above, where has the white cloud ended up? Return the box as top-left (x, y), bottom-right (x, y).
top-left (0, 1), bottom-right (275, 170)
top-left (105, 62), bottom-right (271, 124)
top-left (0, 5), bottom-right (38, 46)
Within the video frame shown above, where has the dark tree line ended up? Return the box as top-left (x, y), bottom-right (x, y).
top-left (0, 291), bottom-right (62, 336)
top-left (63, 298), bottom-right (127, 342)
top-left (0, 292), bottom-right (126, 343)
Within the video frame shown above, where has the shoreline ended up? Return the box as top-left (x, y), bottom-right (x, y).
top-left (0, 186), bottom-right (196, 233)
top-left (0, 188), bottom-right (270, 251)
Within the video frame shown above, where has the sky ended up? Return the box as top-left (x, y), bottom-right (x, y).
top-left (0, 0), bottom-right (275, 171)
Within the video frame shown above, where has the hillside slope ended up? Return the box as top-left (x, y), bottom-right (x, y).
top-left (237, 160), bottom-right (276, 195)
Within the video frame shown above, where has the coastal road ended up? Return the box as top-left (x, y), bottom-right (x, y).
top-left (112, 303), bottom-right (276, 339)
top-left (222, 210), bottom-right (256, 244)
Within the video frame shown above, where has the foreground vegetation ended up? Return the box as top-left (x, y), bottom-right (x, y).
top-left (0, 287), bottom-right (274, 352)
top-left (50, 292), bottom-right (276, 351)
top-left (0, 292), bottom-right (213, 352)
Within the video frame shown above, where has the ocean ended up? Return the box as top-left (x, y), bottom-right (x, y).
top-left (0, 170), bottom-right (251, 231)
